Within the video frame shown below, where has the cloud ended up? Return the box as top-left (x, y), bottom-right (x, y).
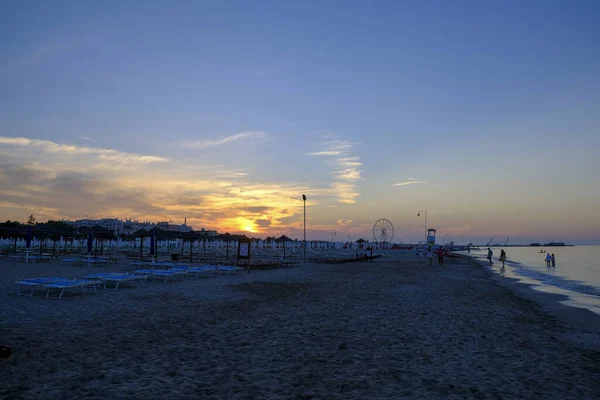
top-left (0, 137), bottom-right (167, 164)
top-left (394, 180), bottom-right (427, 187)
top-left (184, 132), bottom-right (266, 149)
top-left (80, 136), bottom-right (93, 141)
top-left (309, 140), bottom-right (363, 203)
top-left (0, 136), bottom-right (324, 235)
top-left (308, 151), bottom-right (343, 156)
top-left (337, 219), bottom-right (353, 226)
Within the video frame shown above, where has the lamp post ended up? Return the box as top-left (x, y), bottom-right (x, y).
top-left (417, 210), bottom-right (427, 248)
top-left (291, 194), bottom-right (307, 263)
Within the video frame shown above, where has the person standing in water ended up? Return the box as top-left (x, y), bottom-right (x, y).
top-left (499, 249), bottom-right (507, 267)
top-left (486, 247), bottom-right (493, 265)
top-left (551, 253), bottom-right (556, 267)
top-left (545, 253), bottom-right (552, 267)
top-left (427, 246), bottom-right (433, 266)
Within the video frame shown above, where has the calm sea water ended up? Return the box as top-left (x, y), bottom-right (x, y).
top-left (470, 245), bottom-right (600, 315)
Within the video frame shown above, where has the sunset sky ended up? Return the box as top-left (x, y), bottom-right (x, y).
top-left (1, 1), bottom-right (598, 244)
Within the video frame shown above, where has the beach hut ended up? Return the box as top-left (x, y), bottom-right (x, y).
top-left (78, 225), bottom-right (115, 257)
top-left (356, 238), bottom-right (367, 250)
top-left (275, 235), bottom-right (294, 259)
top-left (217, 233), bottom-right (236, 260)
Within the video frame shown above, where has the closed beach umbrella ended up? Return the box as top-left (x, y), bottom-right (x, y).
top-left (25, 226), bottom-right (32, 249)
top-left (87, 230), bottom-right (93, 255)
top-left (149, 234), bottom-right (155, 258)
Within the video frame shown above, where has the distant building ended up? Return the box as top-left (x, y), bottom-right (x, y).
top-left (64, 217), bottom-right (209, 235)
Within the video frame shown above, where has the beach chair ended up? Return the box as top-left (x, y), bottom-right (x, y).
top-left (41, 280), bottom-right (99, 299)
top-left (149, 269), bottom-right (187, 283)
top-left (216, 265), bottom-right (245, 275)
top-left (84, 272), bottom-right (129, 280)
top-left (15, 277), bottom-right (69, 297)
top-left (186, 266), bottom-right (217, 279)
top-left (99, 274), bottom-right (145, 290)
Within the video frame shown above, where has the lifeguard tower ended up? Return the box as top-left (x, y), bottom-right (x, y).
top-left (427, 229), bottom-right (436, 247)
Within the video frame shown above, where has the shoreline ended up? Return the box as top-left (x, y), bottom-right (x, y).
top-left (461, 253), bottom-right (600, 350)
top-left (1, 253), bottom-right (600, 398)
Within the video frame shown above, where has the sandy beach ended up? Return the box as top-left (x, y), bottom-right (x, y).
top-left (1, 253), bottom-right (599, 399)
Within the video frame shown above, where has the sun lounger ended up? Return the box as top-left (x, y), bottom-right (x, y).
top-left (15, 277), bottom-right (70, 297)
top-left (41, 280), bottom-right (99, 299)
top-left (216, 265), bottom-right (245, 275)
top-left (186, 266), bottom-right (217, 279)
top-left (99, 274), bottom-right (145, 290)
top-left (84, 272), bottom-right (129, 280)
top-left (148, 269), bottom-right (187, 283)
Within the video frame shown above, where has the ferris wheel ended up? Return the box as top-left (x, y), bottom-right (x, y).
top-left (373, 218), bottom-right (394, 243)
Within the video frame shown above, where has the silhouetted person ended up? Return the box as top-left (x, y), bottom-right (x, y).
top-left (499, 249), bottom-right (507, 267)
top-left (551, 253), bottom-right (556, 267)
top-left (487, 248), bottom-right (493, 265)
top-left (436, 247), bottom-right (444, 267)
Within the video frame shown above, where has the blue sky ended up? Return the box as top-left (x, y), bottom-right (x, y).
top-left (1, 1), bottom-right (599, 244)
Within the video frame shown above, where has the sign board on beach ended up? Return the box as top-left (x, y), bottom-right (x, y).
top-left (238, 239), bottom-right (251, 260)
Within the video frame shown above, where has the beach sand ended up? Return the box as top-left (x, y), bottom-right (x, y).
top-left (1, 253), bottom-right (599, 399)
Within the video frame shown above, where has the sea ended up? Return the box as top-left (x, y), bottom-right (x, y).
top-left (470, 245), bottom-right (600, 315)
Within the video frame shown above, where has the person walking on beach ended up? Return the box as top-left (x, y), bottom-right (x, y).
top-left (499, 249), bottom-right (507, 267)
top-left (545, 253), bottom-right (552, 267)
top-left (436, 247), bottom-right (444, 267)
top-left (551, 253), bottom-right (556, 267)
top-left (487, 248), bottom-right (493, 265)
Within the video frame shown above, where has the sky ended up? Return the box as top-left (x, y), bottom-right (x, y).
top-left (0, 0), bottom-right (599, 244)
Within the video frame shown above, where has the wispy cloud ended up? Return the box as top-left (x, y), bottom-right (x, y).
top-left (185, 131), bottom-right (266, 149)
top-left (308, 150), bottom-right (343, 156)
top-left (394, 179), bottom-right (427, 187)
top-left (309, 139), bottom-right (363, 204)
top-left (80, 136), bottom-right (93, 142)
top-left (0, 137), bottom-right (167, 164)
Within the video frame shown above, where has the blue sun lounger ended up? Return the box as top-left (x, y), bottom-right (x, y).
top-left (98, 274), bottom-right (145, 290)
top-left (41, 280), bottom-right (99, 299)
top-left (148, 269), bottom-right (188, 283)
top-left (16, 277), bottom-right (70, 297)
top-left (216, 265), bottom-right (246, 275)
top-left (186, 266), bottom-right (217, 279)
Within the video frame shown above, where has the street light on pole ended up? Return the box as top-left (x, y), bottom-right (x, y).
top-left (417, 210), bottom-right (427, 247)
top-left (291, 194), bottom-right (307, 264)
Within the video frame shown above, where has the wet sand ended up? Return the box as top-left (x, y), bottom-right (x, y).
top-left (1, 253), bottom-right (599, 399)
